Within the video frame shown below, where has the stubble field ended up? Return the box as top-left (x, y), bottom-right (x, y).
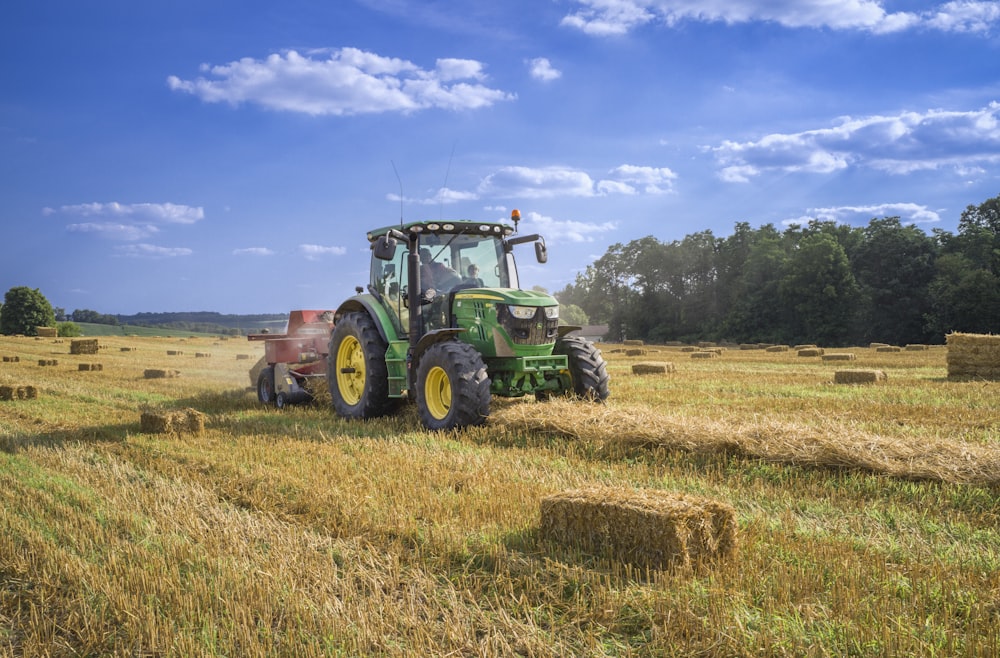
top-left (1, 333), bottom-right (998, 656)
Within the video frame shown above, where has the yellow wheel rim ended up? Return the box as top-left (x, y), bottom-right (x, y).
top-left (424, 366), bottom-right (451, 420)
top-left (336, 335), bottom-right (366, 406)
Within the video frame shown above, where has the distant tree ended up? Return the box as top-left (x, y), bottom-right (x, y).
top-left (559, 303), bottom-right (589, 326)
top-left (53, 307), bottom-right (67, 322)
top-left (57, 321), bottom-right (83, 337)
top-left (1, 287), bottom-right (56, 336)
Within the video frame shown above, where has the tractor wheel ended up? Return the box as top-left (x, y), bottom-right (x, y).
top-left (257, 366), bottom-right (276, 405)
top-left (327, 312), bottom-right (395, 419)
top-left (416, 341), bottom-right (491, 430)
top-left (275, 392), bottom-right (288, 409)
top-left (553, 335), bottom-right (610, 402)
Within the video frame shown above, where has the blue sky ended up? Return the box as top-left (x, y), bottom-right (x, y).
top-left (3, 0), bottom-right (1000, 315)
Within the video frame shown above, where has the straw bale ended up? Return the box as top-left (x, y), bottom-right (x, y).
top-left (797, 348), bottom-right (825, 357)
top-left (70, 339), bottom-right (99, 355)
top-left (946, 332), bottom-right (1000, 380)
top-left (869, 342), bottom-right (890, 349)
top-left (166, 350), bottom-right (184, 356)
top-left (236, 353), bottom-right (252, 360)
top-left (144, 369), bottom-right (180, 379)
top-left (794, 344), bottom-right (817, 350)
top-left (2, 356), bottom-right (20, 363)
top-left (876, 346), bottom-right (901, 353)
top-left (37, 359), bottom-right (58, 367)
top-left (78, 363), bottom-right (103, 371)
top-left (1, 386), bottom-right (38, 401)
top-left (697, 341), bottom-right (717, 348)
top-left (36, 326), bottom-right (57, 338)
top-left (140, 408), bottom-right (205, 436)
top-left (632, 361), bottom-right (675, 375)
top-left (905, 344), bottom-right (929, 351)
top-left (691, 351), bottom-right (717, 359)
top-left (625, 348), bottom-right (647, 357)
top-left (623, 339), bottom-right (644, 347)
top-left (195, 352), bottom-right (211, 358)
top-left (765, 345), bottom-right (789, 353)
top-left (834, 369), bottom-right (887, 384)
top-left (539, 486), bottom-right (737, 569)
top-left (680, 346), bottom-right (697, 353)
top-left (120, 347), bottom-right (136, 352)
top-left (0, 386), bottom-right (13, 401)
top-left (822, 353), bottom-right (856, 361)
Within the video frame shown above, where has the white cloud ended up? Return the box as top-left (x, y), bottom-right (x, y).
top-left (168, 48), bottom-right (515, 116)
top-left (67, 222), bottom-right (159, 241)
top-left (387, 187), bottom-right (480, 205)
top-left (233, 247), bottom-right (275, 256)
top-left (711, 102), bottom-right (1000, 180)
top-left (520, 210), bottom-right (618, 243)
top-left (114, 244), bottom-right (193, 258)
top-left (299, 244), bottom-right (347, 260)
top-left (561, 0), bottom-right (1000, 35)
top-left (47, 201), bottom-right (204, 224)
top-left (476, 164), bottom-right (675, 198)
top-left (784, 203), bottom-right (943, 226)
top-left (528, 57), bottom-right (562, 82)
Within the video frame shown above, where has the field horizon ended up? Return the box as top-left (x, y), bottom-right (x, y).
top-left (1, 333), bottom-right (997, 656)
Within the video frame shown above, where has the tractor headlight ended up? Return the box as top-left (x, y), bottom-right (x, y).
top-left (508, 305), bottom-right (537, 320)
top-left (544, 306), bottom-right (559, 319)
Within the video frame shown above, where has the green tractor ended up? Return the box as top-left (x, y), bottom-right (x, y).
top-left (327, 210), bottom-right (610, 430)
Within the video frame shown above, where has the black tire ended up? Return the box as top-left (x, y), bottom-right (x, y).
top-left (327, 312), bottom-right (395, 419)
top-left (416, 341), bottom-right (491, 430)
top-left (554, 336), bottom-right (610, 402)
top-left (257, 366), bottom-right (276, 405)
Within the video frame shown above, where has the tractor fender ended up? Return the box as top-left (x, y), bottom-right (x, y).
top-left (335, 295), bottom-right (400, 344)
top-left (557, 325), bottom-right (582, 338)
top-left (414, 328), bottom-right (465, 364)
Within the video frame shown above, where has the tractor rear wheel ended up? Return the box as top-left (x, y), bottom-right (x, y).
top-left (553, 336), bottom-right (610, 402)
top-left (257, 366), bottom-right (276, 405)
top-left (416, 341), bottom-right (490, 430)
top-left (327, 312), bottom-right (395, 419)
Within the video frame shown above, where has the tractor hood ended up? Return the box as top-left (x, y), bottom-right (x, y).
top-left (451, 288), bottom-right (560, 357)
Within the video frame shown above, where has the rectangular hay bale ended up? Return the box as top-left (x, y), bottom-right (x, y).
top-left (834, 369), bottom-right (887, 384)
top-left (822, 353), bottom-right (856, 361)
top-left (797, 348), bottom-right (825, 357)
top-left (946, 332), bottom-right (1000, 380)
top-left (140, 408), bottom-right (205, 435)
top-left (539, 486), bottom-right (737, 569)
top-left (144, 369), bottom-right (180, 379)
top-left (70, 339), bottom-right (99, 355)
top-left (632, 361), bottom-right (675, 375)
top-left (691, 351), bottom-right (717, 359)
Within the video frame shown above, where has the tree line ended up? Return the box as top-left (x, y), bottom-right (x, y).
top-left (557, 194), bottom-right (1000, 347)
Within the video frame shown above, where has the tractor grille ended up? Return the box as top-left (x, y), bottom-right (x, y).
top-left (498, 305), bottom-right (559, 346)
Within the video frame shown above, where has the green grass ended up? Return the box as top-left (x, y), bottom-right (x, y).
top-left (0, 335), bottom-right (998, 656)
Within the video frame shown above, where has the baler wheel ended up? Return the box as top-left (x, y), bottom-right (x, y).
top-left (257, 366), bottom-right (276, 405)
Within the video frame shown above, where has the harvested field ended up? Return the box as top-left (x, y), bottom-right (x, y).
top-left (0, 332), bottom-right (997, 657)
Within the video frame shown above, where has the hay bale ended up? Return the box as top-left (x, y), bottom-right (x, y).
top-left (794, 344), bottom-right (817, 350)
top-left (947, 332), bottom-right (1000, 380)
top-left (625, 348), bottom-right (647, 357)
top-left (822, 353), bottom-right (856, 362)
top-left (140, 408), bottom-right (205, 435)
top-left (834, 369), bottom-right (887, 384)
top-left (70, 339), bottom-right (99, 355)
top-left (623, 339), bottom-right (644, 347)
top-left (78, 363), bottom-right (104, 371)
top-left (869, 342), bottom-right (890, 349)
top-left (691, 351), bottom-right (717, 359)
top-left (195, 352), bottom-right (211, 358)
top-left (36, 327), bottom-right (57, 338)
top-left (2, 356), bottom-right (20, 363)
top-left (765, 345), bottom-right (789, 353)
top-left (797, 348), bottom-right (825, 357)
top-left (876, 346), bottom-right (901, 353)
top-left (680, 346), bottom-right (697, 353)
top-left (120, 347), bottom-right (136, 352)
top-left (166, 350), bottom-right (184, 356)
top-left (697, 341), bottom-right (717, 348)
top-left (632, 361), bottom-right (675, 375)
top-left (37, 359), bottom-right (58, 367)
top-left (0, 386), bottom-right (13, 401)
top-left (905, 344), bottom-right (930, 351)
top-left (144, 369), bottom-right (180, 379)
top-left (1, 386), bottom-right (38, 401)
top-left (539, 486), bottom-right (737, 569)
top-left (236, 354), bottom-right (252, 360)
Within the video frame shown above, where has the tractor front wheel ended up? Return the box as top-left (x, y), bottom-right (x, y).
top-left (416, 341), bottom-right (490, 430)
top-left (327, 312), bottom-right (395, 419)
top-left (553, 336), bottom-right (610, 402)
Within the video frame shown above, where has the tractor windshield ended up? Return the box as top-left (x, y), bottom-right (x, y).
top-left (419, 231), bottom-right (514, 291)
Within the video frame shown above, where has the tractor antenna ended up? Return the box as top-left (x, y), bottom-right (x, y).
top-left (440, 140), bottom-right (457, 221)
top-left (391, 159), bottom-right (404, 228)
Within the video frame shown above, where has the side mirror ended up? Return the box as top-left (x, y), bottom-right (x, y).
top-left (373, 235), bottom-right (397, 261)
top-left (535, 238), bottom-right (548, 264)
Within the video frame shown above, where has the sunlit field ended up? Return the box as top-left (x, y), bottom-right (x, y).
top-left (1, 333), bottom-right (997, 656)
